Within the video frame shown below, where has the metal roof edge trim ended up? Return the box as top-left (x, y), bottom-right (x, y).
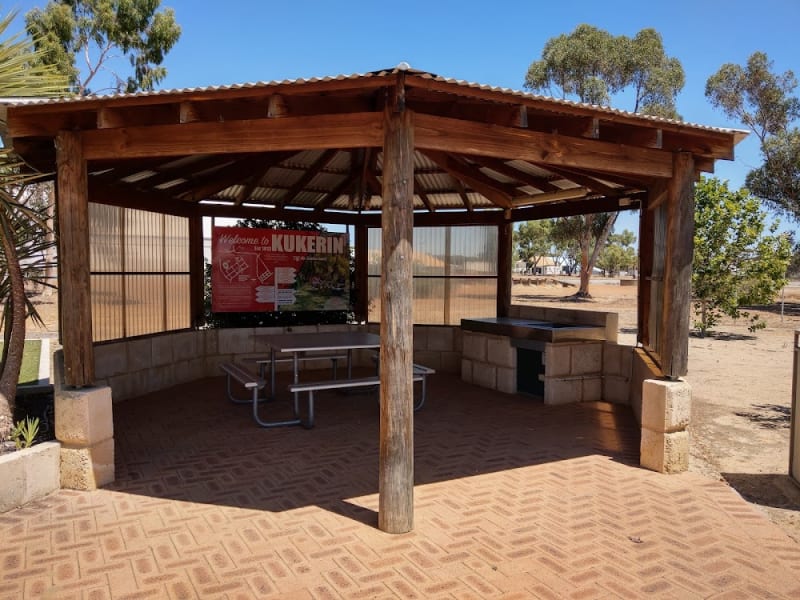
top-left (2, 66), bottom-right (748, 139)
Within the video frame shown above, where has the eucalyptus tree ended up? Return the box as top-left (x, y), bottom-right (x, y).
top-left (0, 10), bottom-right (69, 440)
top-left (524, 25), bottom-right (684, 296)
top-left (25, 0), bottom-right (181, 95)
top-left (514, 219), bottom-right (554, 273)
top-left (706, 52), bottom-right (800, 220)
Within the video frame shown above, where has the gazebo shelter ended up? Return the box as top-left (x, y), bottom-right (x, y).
top-left (4, 65), bottom-right (744, 533)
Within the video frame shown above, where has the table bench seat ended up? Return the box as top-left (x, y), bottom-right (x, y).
top-left (220, 362), bottom-right (302, 428)
top-left (288, 364), bottom-right (435, 427)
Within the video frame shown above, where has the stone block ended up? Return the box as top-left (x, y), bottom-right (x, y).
top-left (545, 344), bottom-right (571, 377)
top-left (187, 357), bottom-right (206, 382)
top-left (428, 327), bottom-right (455, 352)
top-left (604, 312), bottom-right (619, 343)
top-left (55, 386), bottom-right (114, 446)
top-left (440, 352), bottom-right (461, 374)
top-left (497, 367), bottom-right (516, 394)
top-left (151, 335), bottom-right (174, 367)
top-left (149, 365), bottom-right (177, 394)
top-left (452, 327), bottom-right (463, 354)
top-left (544, 378), bottom-right (581, 405)
top-left (285, 325), bottom-right (318, 334)
top-left (582, 377), bottom-right (602, 402)
top-left (202, 329), bottom-right (219, 356)
top-left (172, 331), bottom-right (199, 362)
top-left (107, 373), bottom-right (133, 402)
top-left (642, 379), bottom-right (691, 433)
top-left (571, 343), bottom-right (602, 375)
top-left (462, 332), bottom-right (487, 362)
top-left (60, 438), bottom-right (115, 490)
top-left (640, 429), bottom-right (689, 473)
top-left (620, 346), bottom-right (633, 377)
top-left (461, 359), bottom-right (473, 384)
top-left (206, 355), bottom-right (235, 378)
top-left (94, 342), bottom-right (127, 379)
top-left (218, 327), bottom-right (256, 355)
top-left (472, 363), bottom-right (497, 390)
top-left (413, 326), bottom-right (429, 351)
top-left (413, 351), bottom-right (441, 371)
top-left (127, 338), bottom-right (152, 372)
top-left (0, 442), bottom-right (60, 511)
top-left (21, 442), bottom-right (61, 504)
top-left (0, 448), bottom-right (25, 511)
top-left (603, 343), bottom-right (622, 377)
top-left (487, 337), bottom-right (515, 368)
top-left (603, 375), bottom-right (630, 405)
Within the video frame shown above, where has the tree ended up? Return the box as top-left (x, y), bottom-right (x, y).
top-left (550, 214), bottom-right (616, 297)
top-left (525, 24), bottom-right (683, 296)
top-left (692, 177), bottom-right (791, 336)
top-left (0, 11), bottom-right (69, 440)
top-left (597, 229), bottom-right (637, 276)
top-left (514, 220), bottom-right (553, 273)
top-left (706, 52), bottom-right (800, 219)
top-left (25, 0), bottom-right (181, 95)
top-left (525, 24), bottom-right (684, 118)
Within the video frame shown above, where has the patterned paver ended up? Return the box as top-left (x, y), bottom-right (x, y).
top-left (2, 371), bottom-right (800, 599)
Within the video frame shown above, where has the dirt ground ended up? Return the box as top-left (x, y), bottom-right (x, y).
top-left (23, 281), bottom-right (800, 542)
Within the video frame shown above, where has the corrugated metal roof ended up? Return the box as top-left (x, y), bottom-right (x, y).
top-left (3, 65), bottom-right (747, 137)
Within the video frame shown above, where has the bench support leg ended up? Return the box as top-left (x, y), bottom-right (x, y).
top-left (226, 374), bottom-right (264, 405)
top-left (251, 384), bottom-right (302, 428)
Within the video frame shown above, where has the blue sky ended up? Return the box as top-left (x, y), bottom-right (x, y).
top-left (9, 0), bottom-right (800, 234)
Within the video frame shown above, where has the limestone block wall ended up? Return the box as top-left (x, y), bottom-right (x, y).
top-left (602, 342), bottom-right (633, 405)
top-left (412, 325), bottom-right (462, 374)
top-left (542, 341), bottom-right (604, 404)
top-left (460, 330), bottom-right (517, 394)
top-left (629, 349), bottom-right (663, 425)
top-left (95, 324), bottom-right (370, 402)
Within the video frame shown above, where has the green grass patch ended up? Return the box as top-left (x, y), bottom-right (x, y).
top-left (0, 339), bottom-right (41, 384)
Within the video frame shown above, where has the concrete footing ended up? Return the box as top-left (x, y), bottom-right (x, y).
top-left (640, 378), bottom-right (691, 473)
top-left (55, 385), bottom-right (115, 489)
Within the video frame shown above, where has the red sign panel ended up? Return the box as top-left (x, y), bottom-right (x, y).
top-left (211, 227), bottom-right (349, 313)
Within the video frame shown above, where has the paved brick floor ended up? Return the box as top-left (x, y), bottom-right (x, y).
top-left (2, 371), bottom-right (800, 599)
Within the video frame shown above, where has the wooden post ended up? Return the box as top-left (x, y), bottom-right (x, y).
top-left (188, 213), bottom-right (205, 328)
top-left (378, 104), bottom-right (415, 534)
top-left (55, 131), bottom-right (95, 387)
top-left (660, 153), bottom-right (695, 378)
top-left (354, 224), bottom-right (369, 323)
top-left (497, 222), bottom-right (512, 318)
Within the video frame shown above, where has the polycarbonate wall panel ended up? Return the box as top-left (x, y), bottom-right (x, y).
top-left (412, 228), bottom-right (446, 276)
top-left (165, 215), bottom-right (190, 271)
top-left (89, 204), bottom-right (190, 341)
top-left (166, 275), bottom-right (191, 330)
top-left (125, 209), bottom-right (163, 272)
top-left (449, 227), bottom-right (498, 276)
top-left (91, 275), bottom-right (123, 342)
top-left (367, 277), bottom-right (381, 322)
top-left (367, 229), bottom-right (382, 276)
top-left (413, 278), bottom-right (446, 324)
top-left (125, 275), bottom-right (165, 337)
top-left (448, 278), bottom-right (497, 324)
top-left (366, 225), bottom-right (498, 325)
top-left (89, 204), bottom-right (122, 273)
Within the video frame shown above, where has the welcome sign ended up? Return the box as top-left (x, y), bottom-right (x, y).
top-left (211, 227), bottom-right (349, 313)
